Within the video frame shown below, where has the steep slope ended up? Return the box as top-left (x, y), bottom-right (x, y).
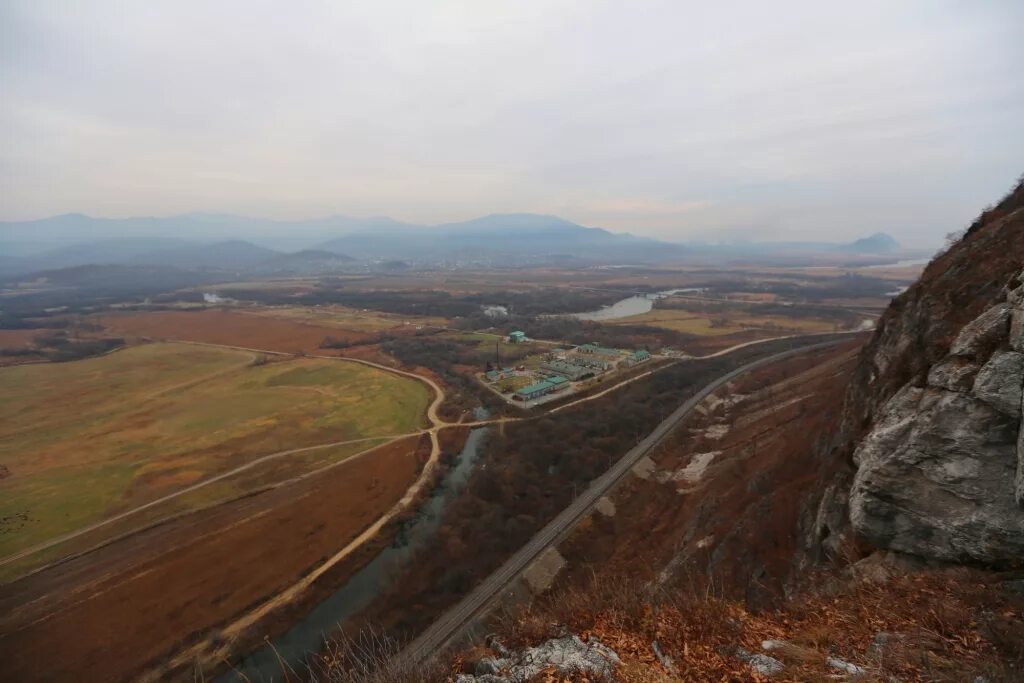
top-left (806, 178), bottom-right (1024, 565)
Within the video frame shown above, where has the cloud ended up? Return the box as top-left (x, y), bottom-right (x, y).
top-left (1, 0), bottom-right (1022, 246)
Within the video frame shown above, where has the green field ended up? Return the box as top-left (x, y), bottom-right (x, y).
top-left (0, 343), bottom-right (429, 558)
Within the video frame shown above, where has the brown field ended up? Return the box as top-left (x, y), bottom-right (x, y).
top-left (612, 304), bottom-right (844, 338)
top-left (0, 342), bottom-right (429, 566)
top-left (97, 307), bottom-right (369, 351)
top-left (0, 329), bottom-right (46, 365)
top-left (0, 329), bottom-right (41, 348)
top-left (0, 435), bottom-right (427, 683)
top-left (246, 304), bottom-right (449, 332)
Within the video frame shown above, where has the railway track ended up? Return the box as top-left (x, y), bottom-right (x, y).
top-left (398, 338), bottom-right (847, 666)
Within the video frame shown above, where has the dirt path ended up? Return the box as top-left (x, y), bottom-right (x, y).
top-left (0, 433), bottom-right (414, 571)
top-left (0, 340), bottom-right (450, 584)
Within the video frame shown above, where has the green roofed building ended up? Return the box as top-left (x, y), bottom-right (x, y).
top-left (516, 380), bottom-right (554, 401)
top-left (540, 360), bottom-right (592, 381)
top-left (577, 343), bottom-right (620, 357)
top-left (626, 350), bottom-right (651, 365)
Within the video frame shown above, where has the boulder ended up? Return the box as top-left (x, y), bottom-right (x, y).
top-left (457, 634), bottom-right (619, 682)
top-left (850, 384), bottom-right (1024, 564)
top-left (949, 303), bottom-right (1010, 357)
top-left (971, 351), bottom-right (1024, 417)
top-left (927, 356), bottom-right (980, 392)
top-left (1012, 310), bottom-right (1024, 352)
top-left (734, 647), bottom-right (784, 677)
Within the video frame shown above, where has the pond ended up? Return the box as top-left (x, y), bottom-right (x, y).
top-left (570, 288), bottom-right (705, 321)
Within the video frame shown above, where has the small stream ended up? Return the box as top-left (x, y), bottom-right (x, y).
top-left (219, 417), bottom-right (491, 681)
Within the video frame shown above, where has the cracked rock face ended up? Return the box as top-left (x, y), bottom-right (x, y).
top-left (850, 283), bottom-right (1024, 564)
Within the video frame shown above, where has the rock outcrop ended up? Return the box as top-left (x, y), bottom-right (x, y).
top-left (849, 269), bottom-right (1024, 565)
top-left (850, 372), bottom-right (1022, 564)
top-left (806, 179), bottom-right (1024, 567)
top-left (457, 634), bottom-right (620, 682)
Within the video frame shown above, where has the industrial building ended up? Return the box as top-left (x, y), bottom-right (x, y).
top-left (571, 355), bottom-right (614, 371)
top-left (540, 360), bottom-right (593, 381)
top-left (625, 350), bottom-right (651, 365)
top-left (515, 375), bottom-right (569, 401)
top-left (485, 368), bottom-right (517, 382)
top-left (576, 343), bottom-right (621, 357)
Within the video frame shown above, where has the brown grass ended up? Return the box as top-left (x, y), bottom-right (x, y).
top-left (0, 436), bottom-right (426, 682)
top-left (0, 328), bottom-right (42, 348)
top-left (481, 568), bottom-right (1022, 682)
top-left (97, 307), bottom-right (370, 353)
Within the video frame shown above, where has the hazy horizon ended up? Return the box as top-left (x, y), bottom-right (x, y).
top-left (3, 1), bottom-right (1022, 248)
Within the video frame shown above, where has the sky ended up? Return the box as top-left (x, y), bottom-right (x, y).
top-left (1, 1), bottom-right (1022, 246)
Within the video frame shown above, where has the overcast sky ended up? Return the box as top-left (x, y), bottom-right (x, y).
top-left (1, 1), bottom-right (1021, 246)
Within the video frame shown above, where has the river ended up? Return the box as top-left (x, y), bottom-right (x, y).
top-left (220, 421), bottom-right (492, 681)
top-left (571, 288), bottom-right (704, 321)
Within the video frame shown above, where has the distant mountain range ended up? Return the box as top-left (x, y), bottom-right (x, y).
top-left (0, 211), bottom-right (923, 278)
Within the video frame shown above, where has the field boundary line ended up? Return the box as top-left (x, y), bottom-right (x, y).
top-left (0, 433), bottom-right (417, 571)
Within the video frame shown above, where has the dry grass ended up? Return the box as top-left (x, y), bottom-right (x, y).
top-left (476, 568), bottom-right (1023, 682)
top-left (302, 629), bottom-right (451, 683)
top-left (0, 342), bottom-right (429, 561)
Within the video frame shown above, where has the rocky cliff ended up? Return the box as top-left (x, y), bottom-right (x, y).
top-left (812, 179), bottom-right (1024, 566)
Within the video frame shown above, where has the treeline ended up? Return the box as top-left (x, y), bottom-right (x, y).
top-left (0, 288), bottom-right (207, 329)
top-left (748, 274), bottom-right (894, 302)
top-left (381, 337), bottom-right (529, 419)
top-left (6, 331), bottom-right (125, 362)
top-left (212, 284), bottom-right (625, 320)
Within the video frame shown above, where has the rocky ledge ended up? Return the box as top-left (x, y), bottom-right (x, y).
top-left (849, 269), bottom-right (1024, 564)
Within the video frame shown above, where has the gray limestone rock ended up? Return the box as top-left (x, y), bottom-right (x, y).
top-left (927, 356), bottom-right (980, 392)
top-left (949, 303), bottom-right (1010, 357)
top-left (971, 350), bottom-right (1024, 417)
top-left (850, 384), bottom-right (1024, 564)
top-left (734, 647), bottom-right (784, 677)
top-left (457, 634), bottom-right (620, 682)
top-left (1011, 309), bottom-right (1024, 353)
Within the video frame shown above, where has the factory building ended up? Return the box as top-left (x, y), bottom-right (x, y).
top-left (625, 350), bottom-right (651, 365)
top-left (571, 355), bottom-right (614, 371)
top-left (514, 375), bottom-right (570, 401)
top-left (576, 343), bottom-right (620, 357)
top-left (540, 360), bottom-right (593, 381)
